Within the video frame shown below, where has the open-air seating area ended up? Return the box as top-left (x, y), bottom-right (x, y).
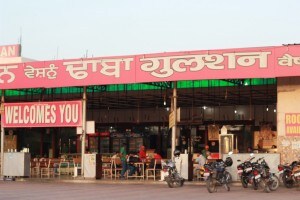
top-left (29, 156), bottom-right (168, 181)
top-left (102, 157), bottom-right (163, 181)
top-left (30, 157), bottom-right (79, 178)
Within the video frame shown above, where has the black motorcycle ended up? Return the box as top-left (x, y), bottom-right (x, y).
top-left (251, 157), bottom-right (279, 193)
top-left (237, 156), bottom-right (256, 188)
top-left (204, 152), bottom-right (233, 193)
top-left (278, 161), bottom-right (300, 188)
top-left (163, 150), bottom-right (184, 188)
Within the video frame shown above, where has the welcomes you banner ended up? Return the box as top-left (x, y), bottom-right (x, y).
top-left (1, 100), bottom-right (82, 128)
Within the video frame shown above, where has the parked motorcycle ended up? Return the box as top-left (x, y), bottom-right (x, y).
top-left (252, 157), bottom-right (279, 193)
top-left (203, 152), bottom-right (233, 193)
top-left (278, 160), bottom-right (300, 188)
top-left (237, 155), bottom-right (256, 188)
top-left (163, 150), bottom-right (185, 188)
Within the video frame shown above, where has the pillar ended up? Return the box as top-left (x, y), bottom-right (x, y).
top-left (277, 77), bottom-right (300, 164)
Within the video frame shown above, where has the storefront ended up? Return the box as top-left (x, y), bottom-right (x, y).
top-left (1, 44), bottom-right (300, 168)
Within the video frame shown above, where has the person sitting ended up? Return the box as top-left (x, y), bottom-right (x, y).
top-left (139, 145), bottom-right (147, 161)
top-left (149, 150), bottom-right (162, 169)
top-left (247, 147), bottom-right (253, 153)
top-left (201, 145), bottom-right (211, 162)
top-left (112, 151), bottom-right (119, 159)
top-left (127, 152), bottom-right (138, 176)
top-left (194, 153), bottom-right (206, 179)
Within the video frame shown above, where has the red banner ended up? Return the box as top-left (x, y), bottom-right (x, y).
top-left (1, 100), bottom-right (82, 128)
top-left (0, 45), bottom-right (300, 89)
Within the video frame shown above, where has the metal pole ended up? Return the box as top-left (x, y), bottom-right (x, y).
top-left (81, 86), bottom-right (87, 177)
top-left (171, 82), bottom-right (177, 160)
top-left (1, 90), bottom-right (5, 177)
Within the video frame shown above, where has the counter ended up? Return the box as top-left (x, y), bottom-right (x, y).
top-left (221, 153), bottom-right (280, 181)
top-left (3, 152), bottom-right (31, 177)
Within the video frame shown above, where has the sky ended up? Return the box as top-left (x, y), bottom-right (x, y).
top-left (0, 0), bottom-right (299, 61)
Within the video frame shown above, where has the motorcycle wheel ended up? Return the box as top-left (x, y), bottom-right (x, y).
top-left (282, 172), bottom-right (294, 188)
top-left (175, 179), bottom-right (184, 187)
top-left (165, 176), bottom-right (174, 188)
top-left (252, 178), bottom-right (258, 190)
top-left (269, 175), bottom-right (279, 191)
top-left (260, 179), bottom-right (271, 193)
top-left (206, 176), bottom-right (216, 193)
top-left (167, 179), bottom-right (174, 188)
top-left (224, 183), bottom-right (230, 191)
top-left (224, 171), bottom-right (232, 183)
top-left (241, 176), bottom-right (248, 188)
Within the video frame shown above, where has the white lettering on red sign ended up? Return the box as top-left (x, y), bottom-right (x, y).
top-left (2, 101), bottom-right (82, 127)
top-left (0, 45), bottom-right (20, 57)
top-left (5, 105), bottom-right (57, 124)
top-left (140, 52), bottom-right (271, 78)
top-left (59, 104), bottom-right (79, 123)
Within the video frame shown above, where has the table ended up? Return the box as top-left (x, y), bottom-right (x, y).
top-left (127, 162), bottom-right (144, 180)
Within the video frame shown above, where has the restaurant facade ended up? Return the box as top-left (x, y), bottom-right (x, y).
top-left (0, 44), bottom-right (300, 173)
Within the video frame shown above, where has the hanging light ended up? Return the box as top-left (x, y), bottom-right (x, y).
top-left (266, 106), bottom-right (269, 111)
top-left (163, 95), bottom-right (166, 106)
top-left (203, 106), bottom-right (207, 110)
top-left (274, 108), bottom-right (276, 113)
top-left (234, 109), bottom-right (237, 114)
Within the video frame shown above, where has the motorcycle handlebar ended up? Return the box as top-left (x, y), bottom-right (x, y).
top-left (257, 157), bottom-right (264, 162)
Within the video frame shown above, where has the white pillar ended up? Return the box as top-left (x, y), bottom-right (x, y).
top-left (171, 82), bottom-right (177, 160)
top-left (0, 90), bottom-right (4, 177)
top-left (81, 87), bottom-right (87, 176)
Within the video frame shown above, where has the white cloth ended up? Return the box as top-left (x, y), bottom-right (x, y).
top-left (195, 155), bottom-right (206, 167)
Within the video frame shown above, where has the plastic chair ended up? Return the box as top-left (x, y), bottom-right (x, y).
top-left (112, 157), bottom-right (123, 179)
top-left (146, 159), bottom-right (161, 180)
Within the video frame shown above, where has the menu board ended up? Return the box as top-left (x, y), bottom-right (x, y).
top-left (4, 135), bottom-right (17, 152)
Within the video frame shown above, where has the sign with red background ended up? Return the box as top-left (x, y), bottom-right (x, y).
top-left (1, 45), bottom-right (300, 90)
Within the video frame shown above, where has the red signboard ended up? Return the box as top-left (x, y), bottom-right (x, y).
top-left (1, 100), bottom-right (82, 128)
top-left (0, 44), bottom-right (21, 58)
top-left (0, 45), bottom-right (300, 89)
top-left (99, 132), bottom-right (110, 137)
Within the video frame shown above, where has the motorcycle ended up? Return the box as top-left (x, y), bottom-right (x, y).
top-left (203, 152), bottom-right (233, 193)
top-left (252, 157), bottom-right (279, 193)
top-left (237, 155), bottom-right (256, 188)
top-left (163, 150), bottom-right (185, 188)
top-left (278, 160), bottom-right (300, 188)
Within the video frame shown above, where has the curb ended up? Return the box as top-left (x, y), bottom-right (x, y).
top-left (15, 177), bottom-right (242, 186)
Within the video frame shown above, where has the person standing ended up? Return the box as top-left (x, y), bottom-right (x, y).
top-left (120, 143), bottom-right (127, 179)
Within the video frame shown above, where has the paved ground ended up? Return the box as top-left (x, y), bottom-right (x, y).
top-left (0, 179), bottom-right (299, 200)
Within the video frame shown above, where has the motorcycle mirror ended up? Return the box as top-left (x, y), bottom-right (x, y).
top-left (228, 151), bottom-right (233, 156)
top-left (237, 159), bottom-right (241, 162)
top-left (250, 153), bottom-right (254, 157)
